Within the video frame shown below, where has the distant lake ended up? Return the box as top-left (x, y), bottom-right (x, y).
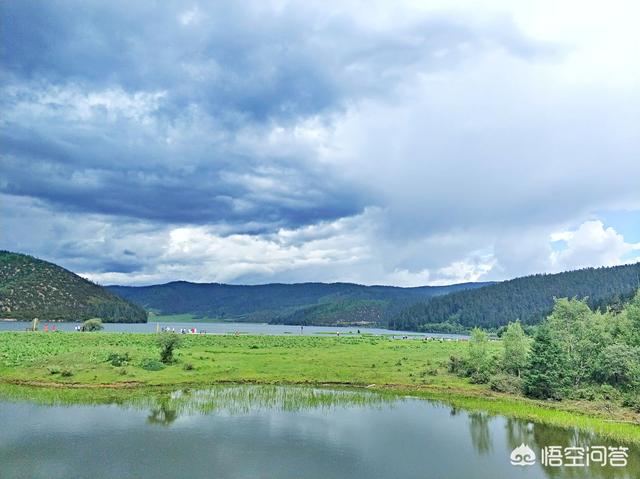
top-left (0, 385), bottom-right (636, 479)
top-left (0, 320), bottom-right (465, 338)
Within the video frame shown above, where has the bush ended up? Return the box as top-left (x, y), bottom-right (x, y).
top-left (60, 369), bottom-right (73, 377)
top-left (139, 358), bottom-right (166, 371)
top-left (156, 333), bottom-right (182, 364)
top-left (106, 352), bottom-right (130, 367)
top-left (469, 368), bottom-right (492, 384)
top-left (448, 355), bottom-right (468, 374)
top-left (489, 374), bottom-right (523, 394)
top-left (622, 394), bottom-right (640, 412)
top-left (596, 384), bottom-right (621, 401)
top-left (571, 387), bottom-right (597, 401)
top-left (82, 318), bottom-right (104, 332)
top-left (183, 363), bottom-right (194, 371)
top-left (570, 384), bottom-right (621, 401)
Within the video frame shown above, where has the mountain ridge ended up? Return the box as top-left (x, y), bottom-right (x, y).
top-left (0, 251), bottom-right (148, 323)
top-left (390, 262), bottom-right (640, 331)
top-left (108, 280), bottom-right (492, 326)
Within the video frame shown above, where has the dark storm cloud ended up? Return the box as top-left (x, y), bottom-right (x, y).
top-left (0, 1), bottom-right (551, 232)
top-left (2, 2), bottom-right (550, 117)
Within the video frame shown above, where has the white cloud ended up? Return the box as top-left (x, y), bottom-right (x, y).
top-left (550, 220), bottom-right (640, 271)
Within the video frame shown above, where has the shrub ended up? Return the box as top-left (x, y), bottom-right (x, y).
top-left (140, 358), bottom-right (165, 371)
top-left (60, 369), bottom-right (73, 377)
top-left (622, 394), bottom-right (640, 412)
top-left (489, 374), bottom-right (523, 394)
top-left (469, 369), bottom-right (492, 384)
top-left (156, 333), bottom-right (182, 364)
top-left (106, 352), bottom-right (130, 367)
top-left (183, 363), bottom-right (194, 371)
top-left (570, 385), bottom-right (621, 401)
top-left (571, 387), bottom-right (597, 401)
top-left (448, 355), bottom-right (468, 374)
top-left (596, 384), bottom-right (621, 401)
top-left (82, 318), bottom-right (104, 332)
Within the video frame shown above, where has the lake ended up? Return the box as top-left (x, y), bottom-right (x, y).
top-left (0, 385), bottom-right (636, 479)
top-left (0, 320), bottom-right (464, 338)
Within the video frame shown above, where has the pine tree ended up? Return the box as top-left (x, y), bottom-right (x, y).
top-left (523, 322), bottom-right (567, 399)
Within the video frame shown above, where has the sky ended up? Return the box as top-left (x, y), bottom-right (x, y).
top-left (1, 0), bottom-right (639, 286)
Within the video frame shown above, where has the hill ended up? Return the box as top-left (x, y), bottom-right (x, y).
top-left (0, 251), bottom-right (147, 323)
top-left (389, 262), bottom-right (640, 332)
top-left (108, 281), bottom-right (490, 327)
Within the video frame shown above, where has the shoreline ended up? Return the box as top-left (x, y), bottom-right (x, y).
top-left (1, 377), bottom-right (638, 445)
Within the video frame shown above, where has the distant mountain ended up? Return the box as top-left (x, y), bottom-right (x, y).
top-left (108, 281), bottom-right (491, 327)
top-left (390, 263), bottom-right (640, 332)
top-left (0, 251), bottom-right (147, 323)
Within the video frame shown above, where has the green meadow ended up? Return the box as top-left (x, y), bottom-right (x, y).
top-left (1, 331), bottom-right (638, 444)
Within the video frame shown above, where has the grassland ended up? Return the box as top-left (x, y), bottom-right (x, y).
top-left (1, 331), bottom-right (638, 443)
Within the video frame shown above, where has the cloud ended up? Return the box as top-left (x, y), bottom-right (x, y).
top-left (1, 1), bottom-right (639, 285)
top-left (0, 1), bottom-right (552, 229)
top-left (550, 221), bottom-right (640, 271)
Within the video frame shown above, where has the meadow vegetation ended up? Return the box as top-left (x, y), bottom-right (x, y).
top-left (1, 320), bottom-right (639, 443)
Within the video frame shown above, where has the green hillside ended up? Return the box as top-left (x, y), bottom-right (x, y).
top-left (108, 281), bottom-right (490, 327)
top-left (0, 251), bottom-right (147, 323)
top-left (390, 262), bottom-right (640, 331)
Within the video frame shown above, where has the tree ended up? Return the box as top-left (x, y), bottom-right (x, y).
top-left (523, 321), bottom-right (567, 399)
top-left (82, 318), bottom-right (104, 332)
top-left (594, 344), bottom-right (640, 388)
top-left (502, 321), bottom-right (528, 377)
top-left (546, 298), bottom-right (599, 388)
top-left (625, 291), bottom-right (640, 347)
top-left (157, 333), bottom-right (182, 364)
top-left (468, 328), bottom-right (491, 383)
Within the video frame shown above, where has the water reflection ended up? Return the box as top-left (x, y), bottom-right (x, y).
top-left (469, 412), bottom-right (493, 454)
top-left (0, 385), bottom-right (637, 479)
top-left (464, 411), bottom-right (637, 479)
top-left (0, 383), bottom-right (397, 421)
top-left (138, 386), bottom-right (396, 426)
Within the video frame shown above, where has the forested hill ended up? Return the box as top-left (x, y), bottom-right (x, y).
top-left (0, 251), bottom-right (147, 323)
top-left (389, 262), bottom-right (640, 331)
top-left (108, 281), bottom-right (490, 326)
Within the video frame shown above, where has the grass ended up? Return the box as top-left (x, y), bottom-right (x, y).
top-left (0, 331), bottom-right (638, 443)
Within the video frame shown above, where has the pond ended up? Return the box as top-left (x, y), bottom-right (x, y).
top-left (0, 320), bottom-right (464, 338)
top-left (0, 385), bottom-right (636, 479)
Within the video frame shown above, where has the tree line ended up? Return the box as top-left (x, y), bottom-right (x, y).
top-left (391, 263), bottom-right (640, 331)
top-left (450, 291), bottom-right (640, 411)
